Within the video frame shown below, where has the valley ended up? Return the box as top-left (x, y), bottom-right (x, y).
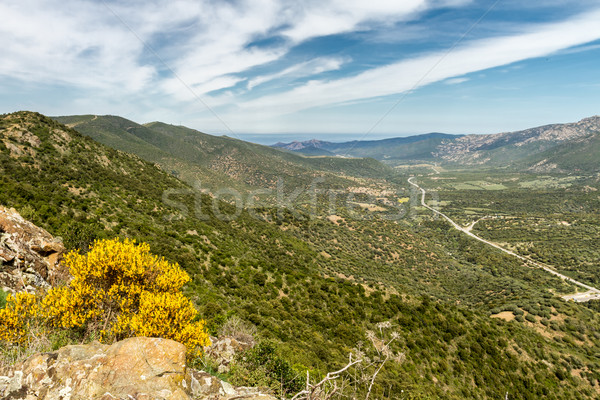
top-left (1, 111), bottom-right (600, 399)
top-left (408, 176), bottom-right (600, 302)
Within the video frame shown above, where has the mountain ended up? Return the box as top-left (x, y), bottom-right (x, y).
top-left (4, 111), bottom-right (600, 398)
top-left (527, 128), bottom-right (600, 173)
top-left (274, 117), bottom-right (600, 173)
top-left (273, 139), bottom-right (333, 151)
top-left (274, 133), bottom-right (460, 162)
top-left (434, 116), bottom-right (600, 170)
top-left (54, 115), bottom-right (393, 196)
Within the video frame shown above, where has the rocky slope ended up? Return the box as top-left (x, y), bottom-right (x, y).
top-left (0, 206), bottom-right (65, 294)
top-left (0, 200), bottom-right (273, 400)
top-left (0, 337), bottom-right (275, 400)
top-left (433, 116), bottom-right (600, 166)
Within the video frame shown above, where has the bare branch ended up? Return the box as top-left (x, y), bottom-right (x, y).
top-left (291, 355), bottom-right (363, 400)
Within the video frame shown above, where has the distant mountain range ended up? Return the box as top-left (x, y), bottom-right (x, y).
top-left (273, 133), bottom-right (459, 160)
top-left (50, 113), bottom-right (600, 178)
top-left (273, 117), bottom-right (600, 173)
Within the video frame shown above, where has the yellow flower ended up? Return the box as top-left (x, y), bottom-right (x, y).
top-left (38, 238), bottom-right (209, 355)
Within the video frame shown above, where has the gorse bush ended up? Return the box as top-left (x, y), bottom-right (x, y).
top-left (0, 292), bottom-right (38, 344)
top-left (0, 238), bottom-right (210, 355)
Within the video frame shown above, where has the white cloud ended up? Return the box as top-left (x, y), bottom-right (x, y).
top-left (444, 77), bottom-right (470, 85)
top-left (160, 0), bottom-right (455, 100)
top-left (0, 0), bottom-right (466, 97)
top-left (247, 57), bottom-right (348, 90)
top-left (0, 0), bottom-right (158, 92)
top-left (236, 8), bottom-right (600, 115)
top-left (279, 0), bottom-right (471, 43)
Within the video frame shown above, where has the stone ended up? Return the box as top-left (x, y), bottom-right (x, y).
top-left (0, 337), bottom-right (278, 400)
top-left (0, 205), bottom-right (67, 293)
top-left (204, 336), bottom-right (253, 374)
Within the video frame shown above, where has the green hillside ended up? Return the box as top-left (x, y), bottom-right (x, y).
top-left (54, 115), bottom-right (393, 196)
top-left (326, 133), bottom-right (458, 162)
top-left (527, 132), bottom-right (600, 173)
top-left (3, 112), bottom-right (600, 398)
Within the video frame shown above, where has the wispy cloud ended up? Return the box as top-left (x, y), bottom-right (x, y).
top-left (235, 8), bottom-right (600, 115)
top-left (444, 77), bottom-right (470, 85)
top-left (0, 0), bottom-right (471, 92)
top-left (0, 0), bottom-right (155, 92)
top-left (247, 57), bottom-right (348, 90)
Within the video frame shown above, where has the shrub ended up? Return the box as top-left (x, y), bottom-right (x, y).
top-left (230, 341), bottom-right (304, 397)
top-left (0, 288), bottom-right (7, 309)
top-left (218, 316), bottom-right (257, 345)
top-left (0, 292), bottom-right (38, 344)
top-left (41, 238), bottom-right (210, 355)
top-left (515, 315), bottom-right (525, 323)
top-left (525, 314), bottom-right (537, 323)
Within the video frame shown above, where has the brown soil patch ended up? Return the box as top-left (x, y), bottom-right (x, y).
top-left (491, 311), bottom-right (515, 321)
top-left (320, 251), bottom-right (331, 258)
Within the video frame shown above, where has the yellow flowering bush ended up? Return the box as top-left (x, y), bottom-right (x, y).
top-left (41, 238), bottom-right (210, 353)
top-left (0, 292), bottom-right (38, 344)
top-left (130, 291), bottom-right (210, 357)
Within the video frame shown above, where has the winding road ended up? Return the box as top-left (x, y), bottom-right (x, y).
top-left (408, 177), bottom-right (600, 302)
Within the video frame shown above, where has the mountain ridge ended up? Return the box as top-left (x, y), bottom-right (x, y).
top-left (54, 115), bottom-right (395, 195)
top-left (272, 116), bottom-right (600, 171)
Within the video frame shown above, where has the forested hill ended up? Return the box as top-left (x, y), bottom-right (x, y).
top-left (2, 111), bottom-right (600, 398)
top-left (54, 114), bottom-right (393, 194)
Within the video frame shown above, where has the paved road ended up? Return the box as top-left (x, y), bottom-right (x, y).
top-left (408, 177), bottom-right (600, 302)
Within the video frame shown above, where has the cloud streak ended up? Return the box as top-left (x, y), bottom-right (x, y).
top-left (236, 8), bottom-right (600, 115)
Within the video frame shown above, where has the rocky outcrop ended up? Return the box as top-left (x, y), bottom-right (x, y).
top-left (0, 337), bottom-right (276, 400)
top-left (0, 206), bottom-right (66, 294)
top-left (433, 116), bottom-right (600, 165)
top-left (205, 336), bottom-right (253, 374)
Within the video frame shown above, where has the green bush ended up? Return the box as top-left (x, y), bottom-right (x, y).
top-left (230, 341), bottom-right (304, 397)
top-left (525, 314), bottom-right (537, 323)
top-left (0, 289), bottom-right (6, 309)
top-left (515, 315), bottom-right (525, 323)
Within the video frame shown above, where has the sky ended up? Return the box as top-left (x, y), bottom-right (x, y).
top-left (1, 0), bottom-right (600, 142)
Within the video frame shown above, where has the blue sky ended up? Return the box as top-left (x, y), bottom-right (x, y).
top-left (1, 0), bottom-right (600, 141)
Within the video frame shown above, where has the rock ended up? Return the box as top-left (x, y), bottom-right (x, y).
top-left (0, 205), bottom-right (66, 293)
top-left (0, 337), bottom-right (277, 400)
top-left (0, 337), bottom-right (189, 400)
top-left (205, 336), bottom-right (253, 374)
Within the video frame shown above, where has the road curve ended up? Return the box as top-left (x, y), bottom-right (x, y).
top-left (408, 177), bottom-right (600, 302)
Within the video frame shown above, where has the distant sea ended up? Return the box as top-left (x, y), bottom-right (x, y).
top-left (232, 133), bottom-right (398, 145)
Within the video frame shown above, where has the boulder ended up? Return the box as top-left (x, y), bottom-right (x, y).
top-left (0, 337), bottom-right (277, 400)
top-left (0, 206), bottom-right (66, 293)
